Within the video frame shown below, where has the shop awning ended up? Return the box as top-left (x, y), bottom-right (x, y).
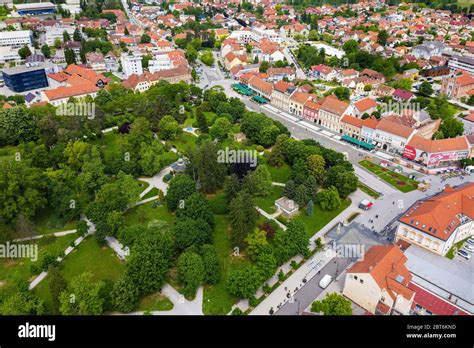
top-left (341, 135), bottom-right (374, 150)
top-left (252, 95), bottom-right (268, 104)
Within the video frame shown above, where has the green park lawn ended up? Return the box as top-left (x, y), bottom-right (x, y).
top-left (202, 215), bottom-right (250, 315)
top-left (357, 181), bottom-right (381, 199)
top-left (254, 185), bottom-right (284, 214)
top-left (359, 160), bottom-right (418, 193)
top-left (141, 187), bottom-right (160, 200)
top-left (103, 72), bottom-right (122, 83)
top-left (457, 0), bottom-right (471, 7)
top-left (31, 209), bottom-right (78, 235)
top-left (293, 198), bottom-right (351, 238)
top-left (265, 163), bottom-right (291, 183)
top-left (34, 236), bottom-right (126, 312)
top-left (92, 131), bottom-right (122, 158)
top-left (0, 234), bottom-right (78, 300)
top-left (123, 201), bottom-right (175, 226)
top-left (137, 291), bottom-right (174, 312)
top-left (168, 132), bottom-right (197, 154)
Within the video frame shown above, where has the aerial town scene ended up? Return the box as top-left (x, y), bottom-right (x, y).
top-left (0, 0), bottom-right (473, 342)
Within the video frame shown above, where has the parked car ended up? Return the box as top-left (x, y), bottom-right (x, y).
top-left (466, 237), bottom-right (474, 246)
top-left (319, 274), bottom-right (333, 289)
top-left (463, 244), bottom-right (474, 252)
top-left (457, 249), bottom-right (471, 260)
top-left (359, 199), bottom-right (374, 210)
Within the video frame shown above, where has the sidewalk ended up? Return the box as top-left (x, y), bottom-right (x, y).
top-left (248, 190), bottom-right (365, 315)
top-left (250, 248), bottom-right (333, 315)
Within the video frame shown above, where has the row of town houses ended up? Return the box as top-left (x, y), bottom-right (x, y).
top-left (237, 73), bottom-right (473, 171)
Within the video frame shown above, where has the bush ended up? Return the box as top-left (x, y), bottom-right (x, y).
top-left (249, 295), bottom-right (259, 307)
top-left (231, 307), bottom-right (243, 315)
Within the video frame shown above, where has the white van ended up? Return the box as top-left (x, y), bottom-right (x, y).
top-left (319, 274), bottom-right (333, 289)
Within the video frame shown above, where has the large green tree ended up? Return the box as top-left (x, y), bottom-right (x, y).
top-left (59, 272), bottom-right (105, 315)
top-left (110, 276), bottom-right (139, 313)
top-left (177, 251), bottom-right (205, 297)
top-left (229, 191), bottom-right (258, 247)
top-left (165, 174), bottom-right (196, 211)
top-left (311, 293), bottom-right (352, 315)
top-left (226, 265), bottom-right (263, 299)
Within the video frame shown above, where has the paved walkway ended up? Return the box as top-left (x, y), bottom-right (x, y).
top-left (13, 229), bottom-right (77, 242)
top-left (354, 165), bottom-right (397, 196)
top-left (272, 182), bottom-right (285, 187)
top-left (256, 207), bottom-right (287, 230)
top-left (29, 218), bottom-right (95, 290)
top-left (138, 165), bottom-right (172, 196)
top-left (106, 237), bottom-right (204, 315)
top-left (248, 189), bottom-right (367, 315)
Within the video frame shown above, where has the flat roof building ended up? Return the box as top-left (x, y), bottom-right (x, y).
top-left (2, 63), bottom-right (49, 92)
top-left (15, 2), bottom-right (56, 16)
top-left (0, 30), bottom-right (32, 48)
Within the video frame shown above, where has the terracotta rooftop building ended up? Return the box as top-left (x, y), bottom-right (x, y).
top-left (396, 183), bottom-right (474, 256)
top-left (343, 245), bottom-right (415, 315)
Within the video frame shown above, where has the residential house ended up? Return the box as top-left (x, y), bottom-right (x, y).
top-left (374, 118), bottom-right (416, 153)
top-left (247, 76), bottom-right (273, 100)
top-left (353, 98), bottom-right (377, 117)
top-left (289, 91), bottom-right (313, 118)
top-left (343, 245), bottom-right (415, 315)
top-left (317, 97), bottom-right (352, 132)
top-left (271, 80), bottom-right (296, 112)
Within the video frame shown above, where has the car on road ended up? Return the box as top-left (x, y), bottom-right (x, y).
top-left (466, 237), bottom-right (474, 246)
top-left (359, 199), bottom-right (374, 210)
top-left (457, 249), bottom-right (471, 260)
top-left (319, 274), bottom-right (333, 289)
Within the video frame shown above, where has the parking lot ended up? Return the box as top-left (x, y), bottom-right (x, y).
top-left (451, 238), bottom-right (474, 267)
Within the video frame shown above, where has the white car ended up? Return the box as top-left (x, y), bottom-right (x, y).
top-left (466, 238), bottom-right (474, 246)
top-left (463, 244), bottom-right (474, 252)
top-left (319, 274), bottom-right (333, 289)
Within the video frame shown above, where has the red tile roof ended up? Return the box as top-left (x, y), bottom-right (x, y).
top-left (341, 115), bottom-right (363, 128)
top-left (348, 245), bottom-right (413, 301)
top-left (376, 118), bottom-right (414, 139)
top-left (320, 97), bottom-right (349, 116)
top-left (406, 134), bottom-right (469, 153)
top-left (408, 282), bottom-right (469, 315)
top-left (354, 98), bottom-right (377, 113)
top-left (399, 183), bottom-right (474, 241)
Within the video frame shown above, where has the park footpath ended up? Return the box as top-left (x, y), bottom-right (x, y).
top-left (230, 189), bottom-right (367, 315)
top-left (28, 218), bottom-right (95, 290)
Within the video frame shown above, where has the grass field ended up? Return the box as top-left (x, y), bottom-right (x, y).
top-left (265, 163), bottom-right (291, 183)
top-left (123, 201), bottom-right (175, 226)
top-left (141, 187), bottom-right (160, 200)
top-left (137, 291), bottom-right (174, 312)
top-left (357, 181), bottom-right (381, 199)
top-left (34, 236), bottom-right (126, 312)
top-left (254, 185), bottom-right (284, 214)
top-left (202, 215), bottom-right (250, 315)
top-left (359, 160), bottom-right (418, 193)
top-left (168, 132), bottom-right (197, 154)
top-left (0, 234), bottom-right (78, 299)
top-left (294, 198), bottom-right (352, 238)
top-left (457, 0), bottom-right (472, 8)
top-left (103, 72), bottom-right (122, 83)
